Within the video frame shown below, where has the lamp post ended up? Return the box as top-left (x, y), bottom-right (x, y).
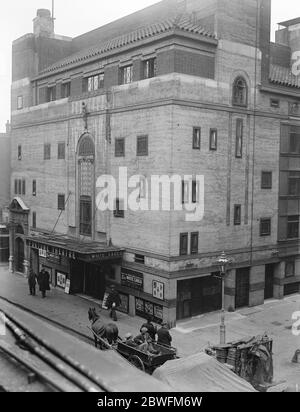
top-left (215, 251), bottom-right (232, 345)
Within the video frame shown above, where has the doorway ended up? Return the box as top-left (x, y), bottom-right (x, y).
top-left (15, 237), bottom-right (24, 273)
top-left (265, 264), bottom-right (274, 300)
top-left (235, 268), bottom-right (250, 309)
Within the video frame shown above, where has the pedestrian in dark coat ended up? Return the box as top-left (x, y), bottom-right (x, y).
top-left (140, 317), bottom-right (157, 341)
top-left (157, 323), bottom-right (172, 347)
top-left (38, 269), bottom-right (50, 298)
top-left (106, 285), bottom-right (121, 321)
top-left (28, 268), bottom-right (37, 296)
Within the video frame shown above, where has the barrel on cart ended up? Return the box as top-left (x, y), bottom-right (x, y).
top-left (0, 225), bottom-right (9, 263)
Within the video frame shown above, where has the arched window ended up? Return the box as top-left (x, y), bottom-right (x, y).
top-left (233, 77), bottom-right (248, 107)
top-left (77, 134), bottom-right (95, 237)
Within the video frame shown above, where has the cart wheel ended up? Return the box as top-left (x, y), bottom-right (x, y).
top-left (129, 355), bottom-right (145, 372)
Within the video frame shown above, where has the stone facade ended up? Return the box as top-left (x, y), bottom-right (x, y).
top-left (9, 0), bottom-right (300, 326)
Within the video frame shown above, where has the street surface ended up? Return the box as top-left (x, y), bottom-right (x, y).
top-left (0, 265), bottom-right (299, 389)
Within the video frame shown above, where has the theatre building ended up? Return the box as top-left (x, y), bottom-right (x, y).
top-left (9, 0), bottom-right (300, 326)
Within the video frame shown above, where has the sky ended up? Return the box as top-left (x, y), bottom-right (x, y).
top-left (0, 0), bottom-right (299, 132)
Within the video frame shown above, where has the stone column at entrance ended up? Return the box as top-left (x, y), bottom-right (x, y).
top-left (224, 269), bottom-right (236, 310)
top-left (8, 223), bottom-right (15, 273)
top-left (249, 265), bottom-right (265, 307)
top-left (274, 261), bottom-right (285, 299)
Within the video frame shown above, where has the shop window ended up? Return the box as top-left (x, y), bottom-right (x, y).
top-left (261, 172), bottom-right (272, 189)
top-left (58, 142), bottom-right (65, 160)
top-left (57, 194), bottom-right (65, 211)
top-left (235, 119), bottom-right (243, 158)
top-left (137, 135), bottom-right (148, 156)
top-left (44, 143), bottom-right (51, 160)
top-left (180, 233), bottom-right (188, 256)
top-left (193, 127), bottom-right (201, 150)
top-left (120, 65), bottom-right (133, 85)
top-left (233, 77), bottom-right (248, 107)
top-left (260, 218), bottom-right (271, 236)
top-left (285, 261), bottom-right (295, 278)
top-left (287, 216), bottom-right (299, 239)
top-left (234, 205), bottom-right (241, 225)
top-left (210, 129), bottom-right (217, 151)
top-left (191, 232), bottom-right (199, 255)
top-left (115, 138), bottom-right (125, 157)
top-left (143, 58), bottom-right (157, 79)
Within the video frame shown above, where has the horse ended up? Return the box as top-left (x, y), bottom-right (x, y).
top-left (88, 307), bottom-right (119, 348)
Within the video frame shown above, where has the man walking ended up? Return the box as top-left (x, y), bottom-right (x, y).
top-left (106, 285), bottom-right (121, 321)
top-left (38, 268), bottom-right (50, 298)
top-left (28, 268), bottom-right (37, 296)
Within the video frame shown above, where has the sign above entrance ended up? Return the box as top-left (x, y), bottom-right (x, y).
top-left (121, 267), bottom-right (144, 291)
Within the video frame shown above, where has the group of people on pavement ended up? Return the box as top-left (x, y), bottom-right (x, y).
top-left (27, 267), bottom-right (50, 298)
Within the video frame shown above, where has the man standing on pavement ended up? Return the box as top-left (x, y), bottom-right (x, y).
top-left (157, 322), bottom-right (172, 347)
top-left (28, 268), bottom-right (37, 296)
top-left (106, 285), bottom-right (121, 321)
top-left (38, 268), bottom-right (50, 298)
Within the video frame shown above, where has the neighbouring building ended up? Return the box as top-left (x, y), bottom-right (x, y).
top-left (0, 121), bottom-right (11, 262)
top-left (9, 0), bottom-right (300, 326)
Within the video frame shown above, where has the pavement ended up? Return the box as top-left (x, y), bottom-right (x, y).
top-left (0, 265), bottom-right (299, 387)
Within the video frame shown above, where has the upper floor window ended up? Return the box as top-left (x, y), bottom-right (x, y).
top-left (57, 194), bottom-right (65, 211)
top-left (32, 180), bottom-right (36, 196)
top-left (18, 145), bottom-right (22, 160)
top-left (87, 74), bottom-right (104, 92)
top-left (120, 65), bottom-right (133, 85)
top-left (32, 212), bottom-right (36, 229)
top-left (235, 119), bottom-right (243, 158)
top-left (114, 198), bottom-right (125, 218)
top-left (288, 172), bottom-right (300, 196)
top-left (143, 58), bottom-right (157, 79)
top-left (115, 138), bottom-right (125, 157)
top-left (14, 179), bottom-right (25, 195)
top-left (193, 127), bottom-right (201, 150)
top-left (61, 82), bottom-right (71, 98)
top-left (260, 218), bottom-right (271, 237)
top-left (210, 129), bottom-right (218, 151)
top-left (17, 96), bottom-right (23, 110)
top-left (58, 142), bottom-right (66, 160)
top-left (135, 254), bottom-right (145, 264)
top-left (44, 143), bottom-right (51, 160)
top-left (287, 215), bottom-right (299, 239)
top-left (285, 260), bottom-right (295, 278)
top-left (47, 86), bottom-right (56, 102)
top-left (180, 233), bottom-right (188, 256)
top-left (137, 135), bottom-right (148, 156)
top-left (190, 232), bottom-right (199, 255)
top-left (233, 77), bottom-right (248, 107)
top-left (261, 172), bottom-right (272, 190)
top-left (234, 205), bottom-right (241, 225)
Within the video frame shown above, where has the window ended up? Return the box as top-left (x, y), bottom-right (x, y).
top-left (18, 145), bottom-right (22, 160)
top-left (17, 96), bottom-right (23, 110)
top-left (14, 179), bottom-right (18, 195)
top-left (32, 212), bottom-right (36, 229)
top-left (233, 77), bottom-right (248, 107)
top-left (80, 196), bottom-right (92, 235)
top-left (235, 119), bottom-right (243, 158)
top-left (18, 179), bottom-right (22, 195)
top-left (289, 132), bottom-right (300, 154)
top-left (285, 261), bottom-right (295, 278)
top-left (44, 144), bottom-right (51, 160)
top-left (32, 180), bottom-right (36, 196)
top-left (192, 180), bottom-right (197, 203)
top-left (61, 82), bottom-right (71, 98)
top-left (22, 179), bottom-right (26, 196)
top-left (135, 254), bottom-right (145, 264)
top-left (87, 74), bottom-right (104, 92)
top-left (115, 138), bottom-right (125, 157)
top-left (47, 86), bottom-right (56, 102)
top-left (58, 143), bottom-right (65, 160)
top-left (137, 135), bottom-right (148, 156)
top-left (114, 198), bottom-right (125, 218)
top-left (288, 172), bottom-right (300, 196)
top-left (120, 65), bottom-right (133, 85)
top-left (260, 218), bottom-right (271, 236)
top-left (270, 99), bottom-right (280, 108)
top-left (234, 205), bottom-right (241, 225)
top-left (193, 127), bottom-right (201, 150)
top-left (180, 233), bottom-right (188, 256)
top-left (143, 58), bottom-right (157, 79)
top-left (210, 129), bottom-right (217, 151)
top-left (182, 181), bottom-right (188, 204)
top-left (261, 172), bottom-right (272, 189)
top-left (287, 215), bottom-right (299, 239)
top-left (57, 194), bottom-right (65, 211)
top-left (191, 232), bottom-right (199, 255)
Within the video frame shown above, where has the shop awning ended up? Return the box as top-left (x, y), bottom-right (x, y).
top-left (26, 233), bottom-right (124, 262)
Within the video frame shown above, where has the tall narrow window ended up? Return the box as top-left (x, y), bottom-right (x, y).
top-left (58, 143), bottom-right (65, 160)
top-left (234, 205), bottom-right (241, 226)
top-left (233, 77), bottom-right (248, 107)
top-left (192, 180), bottom-right (197, 203)
top-left (143, 58), bottom-right (157, 79)
top-left (180, 233), bottom-right (188, 256)
top-left (235, 119), bottom-right (243, 158)
top-left (210, 129), bottom-right (218, 151)
top-left (17, 96), bottom-right (23, 110)
top-left (32, 212), bottom-right (36, 229)
top-left (114, 198), bottom-right (125, 218)
top-left (80, 197), bottom-right (92, 235)
top-left (193, 127), bottom-right (201, 150)
top-left (261, 172), bottom-right (272, 189)
top-left (120, 65), bottom-right (133, 85)
top-left (44, 144), bottom-right (51, 160)
top-left (47, 86), bottom-right (56, 102)
top-left (57, 194), bottom-right (65, 211)
top-left (14, 179), bottom-right (18, 195)
top-left (22, 179), bottom-right (26, 196)
top-left (115, 138), bottom-right (125, 157)
top-left (182, 181), bottom-right (189, 204)
top-left (18, 180), bottom-right (22, 195)
top-left (191, 232), bottom-right (199, 255)
top-left (61, 82), bottom-right (71, 98)
top-left (32, 180), bottom-right (36, 196)
top-left (18, 145), bottom-right (22, 160)
top-left (137, 135), bottom-right (148, 156)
